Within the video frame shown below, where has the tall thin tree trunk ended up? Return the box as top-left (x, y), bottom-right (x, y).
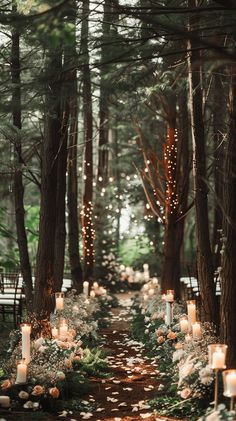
top-left (34, 49), bottom-right (62, 317)
top-left (11, 6), bottom-right (33, 311)
top-left (220, 69), bottom-right (236, 367)
top-left (81, 0), bottom-right (94, 281)
top-left (212, 73), bottom-right (224, 273)
top-left (53, 106), bottom-right (69, 292)
top-left (68, 102), bottom-right (83, 292)
top-left (187, 0), bottom-right (217, 324)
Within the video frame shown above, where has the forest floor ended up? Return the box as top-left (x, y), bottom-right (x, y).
top-left (0, 292), bottom-right (182, 421)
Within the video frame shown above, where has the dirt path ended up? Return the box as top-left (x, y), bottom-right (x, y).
top-left (0, 293), bottom-right (171, 421)
top-left (84, 293), bottom-right (163, 421)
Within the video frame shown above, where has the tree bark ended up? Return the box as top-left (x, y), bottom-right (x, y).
top-left (11, 7), bottom-right (33, 312)
top-left (34, 49), bottom-right (62, 317)
top-left (53, 106), bottom-right (69, 292)
top-left (220, 69), bottom-right (236, 367)
top-left (187, 0), bottom-right (217, 324)
top-left (212, 73), bottom-right (224, 273)
top-left (81, 0), bottom-right (94, 281)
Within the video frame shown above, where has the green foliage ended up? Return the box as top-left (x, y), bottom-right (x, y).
top-left (150, 395), bottom-right (206, 420)
top-left (73, 348), bottom-right (110, 378)
top-left (118, 236), bottom-right (152, 267)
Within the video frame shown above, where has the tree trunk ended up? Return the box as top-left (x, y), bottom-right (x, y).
top-left (187, 0), bottom-right (217, 324)
top-left (34, 49), bottom-right (62, 317)
top-left (81, 0), bottom-right (94, 281)
top-left (68, 102), bottom-right (83, 292)
top-left (53, 106), bottom-right (69, 292)
top-left (220, 69), bottom-right (236, 367)
top-left (161, 93), bottom-right (182, 298)
top-left (11, 8), bottom-right (33, 312)
top-left (212, 73), bottom-right (224, 273)
top-left (161, 222), bottom-right (182, 297)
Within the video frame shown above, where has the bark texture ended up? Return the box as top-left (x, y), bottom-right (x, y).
top-left (34, 50), bottom-right (62, 317)
top-left (11, 14), bottom-right (33, 311)
top-left (220, 70), bottom-right (236, 367)
top-left (187, 0), bottom-right (217, 324)
top-left (81, 0), bottom-right (94, 281)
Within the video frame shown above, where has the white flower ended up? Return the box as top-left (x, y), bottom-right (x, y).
top-left (23, 401), bottom-right (34, 409)
top-left (172, 349), bottom-right (185, 363)
top-left (34, 337), bottom-right (45, 350)
top-left (18, 391), bottom-right (29, 400)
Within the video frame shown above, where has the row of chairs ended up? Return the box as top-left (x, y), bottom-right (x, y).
top-left (0, 271), bottom-right (23, 328)
top-left (0, 271), bottom-right (73, 328)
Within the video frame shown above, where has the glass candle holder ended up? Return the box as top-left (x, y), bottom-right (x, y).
top-left (55, 292), bottom-right (64, 311)
top-left (208, 344), bottom-right (228, 410)
top-left (208, 344), bottom-right (227, 369)
top-left (223, 369), bottom-right (236, 411)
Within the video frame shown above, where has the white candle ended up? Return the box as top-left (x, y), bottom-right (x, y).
top-left (185, 333), bottom-right (192, 343)
top-left (90, 290), bottom-right (96, 298)
top-left (93, 282), bottom-right (99, 290)
top-left (143, 294), bottom-right (148, 302)
top-left (187, 301), bottom-right (196, 324)
top-left (16, 360), bottom-right (27, 384)
top-left (143, 263), bottom-right (149, 271)
top-left (180, 318), bottom-right (189, 333)
top-left (83, 281), bottom-right (89, 297)
top-left (143, 271), bottom-right (150, 281)
top-left (148, 288), bottom-right (155, 296)
top-left (166, 301), bottom-right (173, 325)
top-left (192, 322), bottom-right (202, 339)
top-left (55, 292), bottom-right (64, 311)
top-left (21, 324), bottom-right (31, 364)
top-left (212, 348), bottom-right (226, 369)
top-left (59, 320), bottom-right (68, 340)
top-left (0, 396), bottom-right (10, 408)
top-left (226, 372), bottom-right (236, 395)
top-left (51, 327), bottom-right (58, 338)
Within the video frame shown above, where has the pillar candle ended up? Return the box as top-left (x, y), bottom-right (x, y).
top-left (226, 372), bottom-right (236, 395)
top-left (180, 318), bottom-right (189, 334)
top-left (185, 333), bottom-right (192, 343)
top-left (93, 282), bottom-right (98, 290)
top-left (59, 320), bottom-right (68, 340)
top-left (192, 322), bottom-right (202, 339)
top-left (55, 292), bottom-right (64, 311)
top-left (21, 324), bottom-right (31, 364)
top-left (90, 290), bottom-right (96, 298)
top-left (16, 360), bottom-right (27, 384)
top-left (51, 327), bottom-right (58, 338)
top-left (83, 281), bottom-right (89, 297)
top-left (148, 288), bottom-right (155, 296)
top-left (166, 301), bottom-right (173, 325)
top-left (0, 396), bottom-right (10, 408)
top-left (187, 301), bottom-right (196, 324)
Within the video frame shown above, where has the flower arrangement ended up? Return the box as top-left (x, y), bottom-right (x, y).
top-left (0, 290), bottom-right (112, 413)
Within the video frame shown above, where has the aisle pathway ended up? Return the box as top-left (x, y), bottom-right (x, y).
top-left (84, 293), bottom-right (163, 421)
